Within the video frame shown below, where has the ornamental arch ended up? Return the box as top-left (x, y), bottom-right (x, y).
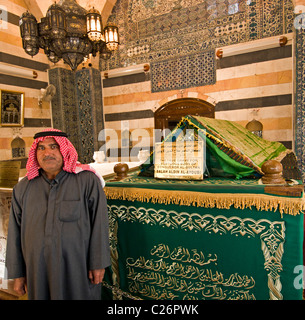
top-left (154, 98), bottom-right (215, 133)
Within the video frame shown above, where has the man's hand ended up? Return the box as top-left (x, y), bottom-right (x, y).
top-left (14, 277), bottom-right (27, 296)
top-left (88, 269), bottom-right (105, 284)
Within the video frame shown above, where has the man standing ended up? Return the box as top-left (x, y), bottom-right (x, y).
top-left (5, 128), bottom-right (111, 300)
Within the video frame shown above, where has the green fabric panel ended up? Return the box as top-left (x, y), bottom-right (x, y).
top-left (104, 199), bottom-right (304, 300)
top-left (188, 115), bottom-right (287, 167)
top-left (204, 135), bottom-right (256, 179)
top-left (171, 119), bottom-right (256, 178)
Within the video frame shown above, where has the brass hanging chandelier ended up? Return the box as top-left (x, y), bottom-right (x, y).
top-left (19, 0), bottom-right (119, 71)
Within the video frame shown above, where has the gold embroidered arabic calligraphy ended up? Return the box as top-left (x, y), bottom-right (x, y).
top-left (126, 243), bottom-right (256, 300)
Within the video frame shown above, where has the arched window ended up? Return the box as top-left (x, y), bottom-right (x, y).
top-left (154, 98), bottom-right (215, 133)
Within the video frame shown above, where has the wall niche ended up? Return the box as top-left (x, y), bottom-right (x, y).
top-left (11, 136), bottom-right (25, 159)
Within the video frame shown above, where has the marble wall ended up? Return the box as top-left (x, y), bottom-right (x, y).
top-left (0, 0), bottom-right (302, 178)
top-left (102, 38), bottom-right (294, 158)
top-left (100, 0), bottom-right (296, 167)
top-left (0, 0), bottom-right (104, 166)
top-left (101, 0), bottom-right (294, 70)
top-left (0, 0), bottom-right (51, 170)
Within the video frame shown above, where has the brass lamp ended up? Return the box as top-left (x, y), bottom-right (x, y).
top-left (104, 25), bottom-right (119, 51)
top-left (87, 7), bottom-right (104, 42)
top-left (19, 11), bottom-right (40, 57)
top-left (19, 0), bottom-right (119, 71)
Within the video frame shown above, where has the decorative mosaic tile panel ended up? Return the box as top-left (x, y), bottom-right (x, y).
top-left (49, 68), bottom-right (81, 155)
top-left (295, 27), bottom-right (305, 182)
top-left (151, 51), bottom-right (216, 92)
top-left (101, 0), bottom-right (294, 72)
top-left (89, 68), bottom-right (105, 151)
top-left (49, 68), bottom-right (101, 164)
top-left (136, 2), bottom-right (210, 39)
top-left (75, 69), bottom-right (95, 164)
top-left (100, 0), bottom-right (294, 92)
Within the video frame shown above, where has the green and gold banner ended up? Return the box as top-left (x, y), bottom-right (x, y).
top-left (102, 173), bottom-right (304, 300)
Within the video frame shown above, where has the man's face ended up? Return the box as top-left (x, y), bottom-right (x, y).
top-left (36, 137), bottom-right (63, 178)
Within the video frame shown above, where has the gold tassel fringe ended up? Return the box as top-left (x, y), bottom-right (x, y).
top-left (104, 187), bottom-right (305, 216)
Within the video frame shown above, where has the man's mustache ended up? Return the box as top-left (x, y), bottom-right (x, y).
top-left (43, 156), bottom-right (56, 161)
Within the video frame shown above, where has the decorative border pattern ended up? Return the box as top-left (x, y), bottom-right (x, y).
top-left (295, 27), bottom-right (305, 182)
top-left (48, 68), bottom-right (81, 155)
top-left (49, 68), bottom-right (101, 164)
top-left (75, 70), bottom-right (95, 164)
top-left (107, 204), bottom-right (285, 300)
top-left (101, 0), bottom-right (294, 71)
top-left (151, 51), bottom-right (216, 92)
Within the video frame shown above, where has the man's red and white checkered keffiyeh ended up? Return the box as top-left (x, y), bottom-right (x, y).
top-left (26, 128), bottom-right (104, 186)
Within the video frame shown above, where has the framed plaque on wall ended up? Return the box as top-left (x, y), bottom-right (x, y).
top-left (0, 90), bottom-right (24, 127)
